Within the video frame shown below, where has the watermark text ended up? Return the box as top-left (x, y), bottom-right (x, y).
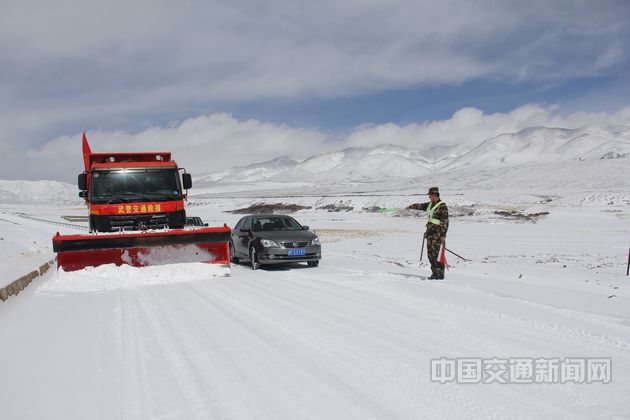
top-left (430, 357), bottom-right (611, 384)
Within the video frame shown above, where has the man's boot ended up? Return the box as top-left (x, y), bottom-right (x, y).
top-left (428, 262), bottom-right (437, 279)
top-left (436, 263), bottom-right (445, 280)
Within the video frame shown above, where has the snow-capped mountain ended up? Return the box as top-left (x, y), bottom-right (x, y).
top-left (446, 125), bottom-right (630, 169)
top-left (196, 125), bottom-right (630, 185)
top-left (197, 144), bottom-right (442, 184)
top-left (281, 144), bottom-right (434, 182)
top-left (0, 180), bottom-right (79, 204)
top-left (196, 156), bottom-right (299, 184)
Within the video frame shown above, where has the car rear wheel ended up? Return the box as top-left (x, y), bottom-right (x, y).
top-left (250, 247), bottom-right (261, 270)
top-left (229, 242), bottom-right (239, 264)
top-left (307, 261), bottom-right (319, 267)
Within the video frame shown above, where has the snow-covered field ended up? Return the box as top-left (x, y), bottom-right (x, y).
top-left (1, 174), bottom-right (629, 419)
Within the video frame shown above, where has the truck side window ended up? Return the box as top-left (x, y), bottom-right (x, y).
top-left (242, 217), bottom-right (252, 230)
top-left (234, 218), bottom-right (245, 230)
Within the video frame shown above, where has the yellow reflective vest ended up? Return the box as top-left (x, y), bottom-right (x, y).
top-left (427, 201), bottom-right (445, 225)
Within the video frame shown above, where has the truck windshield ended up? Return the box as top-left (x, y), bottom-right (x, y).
top-left (91, 169), bottom-right (182, 204)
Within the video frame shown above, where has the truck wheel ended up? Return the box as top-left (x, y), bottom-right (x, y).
top-left (250, 247), bottom-right (261, 270)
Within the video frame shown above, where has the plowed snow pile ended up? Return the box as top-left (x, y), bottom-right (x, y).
top-left (40, 263), bottom-right (230, 293)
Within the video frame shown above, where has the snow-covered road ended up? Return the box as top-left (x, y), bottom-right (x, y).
top-left (1, 197), bottom-right (629, 419)
top-left (2, 253), bottom-right (629, 419)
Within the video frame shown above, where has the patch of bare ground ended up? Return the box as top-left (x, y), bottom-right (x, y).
top-left (493, 210), bottom-right (549, 222)
top-left (226, 203), bottom-right (312, 214)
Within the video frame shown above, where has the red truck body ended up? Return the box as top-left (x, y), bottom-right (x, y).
top-left (52, 134), bottom-right (231, 272)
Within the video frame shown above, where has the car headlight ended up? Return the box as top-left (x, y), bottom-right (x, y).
top-left (261, 239), bottom-right (280, 247)
top-left (311, 236), bottom-right (320, 245)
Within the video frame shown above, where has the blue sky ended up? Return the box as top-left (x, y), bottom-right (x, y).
top-left (1, 0), bottom-right (629, 180)
top-left (226, 75), bottom-right (630, 132)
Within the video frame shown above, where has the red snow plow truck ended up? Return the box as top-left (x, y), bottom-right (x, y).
top-left (52, 134), bottom-right (231, 272)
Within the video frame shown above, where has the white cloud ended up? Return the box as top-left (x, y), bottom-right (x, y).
top-left (10, 104), bottom-right (630, 182)
top-left (16, 114), bottom-right (328, 182)
top-left (1, 1), bottom-right (629, 181)
top-left (344, 104), bottom-right (630, 151)
top-left (0, 0), bottom-right (628, 149)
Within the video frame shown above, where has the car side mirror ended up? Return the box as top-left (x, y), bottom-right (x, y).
top-left (79, 191), bottom-right (87, 198)
top-left (182, 173), bottom-right (192, 190)
top-left (302, 225), bottom-right (310, 230)
top-left (78, 173), bottom-right (87, 191)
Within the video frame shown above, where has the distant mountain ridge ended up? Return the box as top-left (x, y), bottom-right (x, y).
top-left (196, 125), bottom-right (630, 185)
top-left (196, 144), bottom-right (456, 184)
top-left (0, 180), bottom-right (78, 204)
top-left (445, 125), bottom-right (630, 169)
top-left (2, 125), bottom-right (628, 202)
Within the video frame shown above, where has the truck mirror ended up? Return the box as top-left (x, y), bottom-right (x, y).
top-left (78, 173), bottom-right (87, 191)
top-left (79, 191), bottom-right (87, 198)
top-left (182, 173), bottom-right (192, 190)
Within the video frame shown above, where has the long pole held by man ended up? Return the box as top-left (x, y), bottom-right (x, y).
top-left (407, 187), bottom-right (449, 280)
top-left (419, 232), bottom-right (425, 264)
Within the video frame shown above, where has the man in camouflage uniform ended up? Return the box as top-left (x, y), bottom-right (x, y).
top-left (407, 187), bottom-right (449, 279)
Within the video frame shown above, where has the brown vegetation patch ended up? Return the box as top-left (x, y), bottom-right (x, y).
top-left (493, 210), bottom-right (549, 222)
top-left (227, 202), bottom-right (312, 214)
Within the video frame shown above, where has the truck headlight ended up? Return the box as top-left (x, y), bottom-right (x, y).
top-left (261, 239), bottom-right (279, 248)
top-left (311, 236), bottom-right (320, 245)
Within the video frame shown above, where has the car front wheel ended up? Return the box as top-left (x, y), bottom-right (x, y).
top-left (250, 247), bottom-right (261, 270)
top-left (229, 242), bottom-right (239, 263)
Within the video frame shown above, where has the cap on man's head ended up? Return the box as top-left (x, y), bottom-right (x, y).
top-left (427, 187), bottom-right (439, 195)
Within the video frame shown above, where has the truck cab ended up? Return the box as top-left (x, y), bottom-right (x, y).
top-left (78, 151), bottom-right (192, 232)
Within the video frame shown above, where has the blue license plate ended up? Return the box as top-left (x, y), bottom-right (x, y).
top-left (288, 249), bottom-right (306, 256)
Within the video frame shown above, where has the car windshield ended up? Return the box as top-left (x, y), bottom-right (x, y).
top-left (252, 217), bottom-right (302, 231)
top-left (91, 169), bottom-right (182, 204)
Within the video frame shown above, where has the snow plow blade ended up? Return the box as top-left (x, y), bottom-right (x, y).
top-left (52, 226), bottom-right (231, 272)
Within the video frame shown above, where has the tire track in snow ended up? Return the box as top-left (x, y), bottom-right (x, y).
top-left (227, 265), bottom-right (627, 419)
top-left (179, 278), bottom-right (416, 420)
top-left (119, 289), bottom-right (228, 419)
top-left (207, 267), bottom-right (516, 419)
top-left (117, 291), bottom-right (155, 420)
top-left (303, 262), bottom-right (630, 356)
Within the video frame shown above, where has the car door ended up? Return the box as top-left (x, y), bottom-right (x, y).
top-left (236, 217), bottom-right (252, 257)
top-left (231, 217), bottom-right (245, 255)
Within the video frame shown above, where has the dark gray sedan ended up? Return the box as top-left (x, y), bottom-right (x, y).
top-left (229, 215), bottom-right (321, 270)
